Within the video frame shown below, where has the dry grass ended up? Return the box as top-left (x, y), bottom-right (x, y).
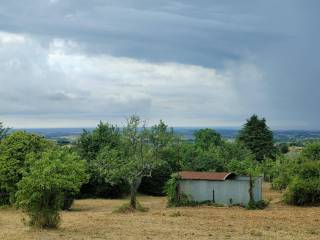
top-left (0, 183), bottom-right (319, 240)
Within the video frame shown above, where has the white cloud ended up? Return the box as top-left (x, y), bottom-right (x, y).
top-left (0, 32), bottom-right (265, 127)
top-left (0, 32), bottom-right (25, 44)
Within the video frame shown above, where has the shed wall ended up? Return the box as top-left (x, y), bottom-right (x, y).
top-left (178, 177), bottom-right (262, 206)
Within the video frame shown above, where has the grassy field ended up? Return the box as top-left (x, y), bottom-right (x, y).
top-left (0, 183), bottom-right (319, 240)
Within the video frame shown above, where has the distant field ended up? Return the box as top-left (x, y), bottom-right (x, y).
top-left (0, 183), bottom-right (319, 240)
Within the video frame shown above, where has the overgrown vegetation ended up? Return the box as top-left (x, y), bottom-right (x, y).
top-left (164, 173), bottom-right (190, 207)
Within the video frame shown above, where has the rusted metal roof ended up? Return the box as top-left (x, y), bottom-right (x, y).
top-left (178, 171), bottom-right (236, 181)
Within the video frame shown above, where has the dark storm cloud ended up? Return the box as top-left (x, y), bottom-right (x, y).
top-left (0, 0), bottom-right (319, 128)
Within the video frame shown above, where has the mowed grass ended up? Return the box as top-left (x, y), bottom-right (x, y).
top-left (0, 183), bottom-right (319, 240)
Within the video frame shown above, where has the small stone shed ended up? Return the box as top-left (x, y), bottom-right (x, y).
top-left (178, 171), bottom-right (262, 206)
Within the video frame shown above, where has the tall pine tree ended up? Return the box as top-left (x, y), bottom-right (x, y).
top-left (0, 122), bottom-right (9, 141)
top-left (237, 115), bottom-right (275, 162)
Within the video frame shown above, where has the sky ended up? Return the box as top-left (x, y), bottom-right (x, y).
top-left (0, 0), bottom-right (319, 129)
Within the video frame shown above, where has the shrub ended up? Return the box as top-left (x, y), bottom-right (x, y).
top-left (164, 173), bottom-right (193, 207)
top-left (283, 161), bottom-right (320, 206)
top-left (0, 131), bottom-right (52, 205)
top-left (302, 142), bottom-right (320, 161)
top-left (284, 178), bottom-right (320, 206)
top-left (15, 148), bottom-right (87, 228)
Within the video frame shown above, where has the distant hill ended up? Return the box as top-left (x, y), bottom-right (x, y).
top-left (13, 127), bottom-right (320, 143)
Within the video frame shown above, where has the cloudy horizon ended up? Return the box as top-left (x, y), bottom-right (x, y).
top-left (0, 1), bottom-right (319, 129)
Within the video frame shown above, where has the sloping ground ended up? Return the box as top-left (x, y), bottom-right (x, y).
top-left (0, 183), bottom-right (319, 240)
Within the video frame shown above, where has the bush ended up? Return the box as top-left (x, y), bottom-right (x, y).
top-left (284, 178), bottom-right (320, 206)
top-left (302, 142), bottom-right (320, 161)
top-left (0, 131), bottom-right (52, 205)
top-left (15, 148), bottom-right (87, 228)
top-left (272, 175), bottom-right (291, 190)
top-left (164, 173), bottom-right (193, 207)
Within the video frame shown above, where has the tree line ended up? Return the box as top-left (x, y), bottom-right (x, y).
top-left (0, 114), bottom-right (319, 229)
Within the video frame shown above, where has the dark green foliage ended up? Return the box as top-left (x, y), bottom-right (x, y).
top-left (278, 143), bottom-right (289, 154)
top-left (77, 121), bottom-right (120, 162)
top-left (15, 148), bottom-right (87, 228)
top-left (62, 192), bottom-right (75, 211)
top-left (284, 178), bottom-right (320, 206)
top-left (194, 128), bottom-right (222, 150)
top-left (282, 161), bottom-right (320, 206)
top-left (79, 179), bottom-right (129, 199)
top-left (76, 122), bottom-right (127, 198)
top-left (139, 162), bottom-right (173, 196)
top-left (0, 190), bottom-right (9, 206)
top-left (0, 131), bottom-right (53, 204)
top-left (139, 121), bottom-right (182, 196)
top-left (181, 138), bottom-right (253, 173)
top-left (237, 115), bottom-right (276, 162)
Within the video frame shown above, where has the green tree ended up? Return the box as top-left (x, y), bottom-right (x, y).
top-left (0, 131), bottom-right (52, 204)
top-left (139, 121), bottom-right (182, 196)
top-left (180, 141), bottom-right (252, 172)
top-left (98, 115), bottom-right (163, 209)
top-left (77, 121), bottom-right (120, 162)
top-left (76, 122), bottom-right (127, 198)
top-left (15, 148), bottom-right (87, 228)
top-left (194, 128), bottom-right (222, 150)
top-left (237, 115), bottom-right (276, 162)
top-left (0, 122), bottom-right (9, 141)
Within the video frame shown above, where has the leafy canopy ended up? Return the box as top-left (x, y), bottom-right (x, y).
top-left (194, 128), bottom-right (222, 150)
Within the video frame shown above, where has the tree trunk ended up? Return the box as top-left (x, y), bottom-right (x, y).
top-left (248, 175), bottom-right (254, 207)
top-left (130, 177), bottom-right (142, 209)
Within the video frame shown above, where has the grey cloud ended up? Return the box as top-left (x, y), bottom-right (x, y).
top-left (0, 0), bottom-right (319, 128)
